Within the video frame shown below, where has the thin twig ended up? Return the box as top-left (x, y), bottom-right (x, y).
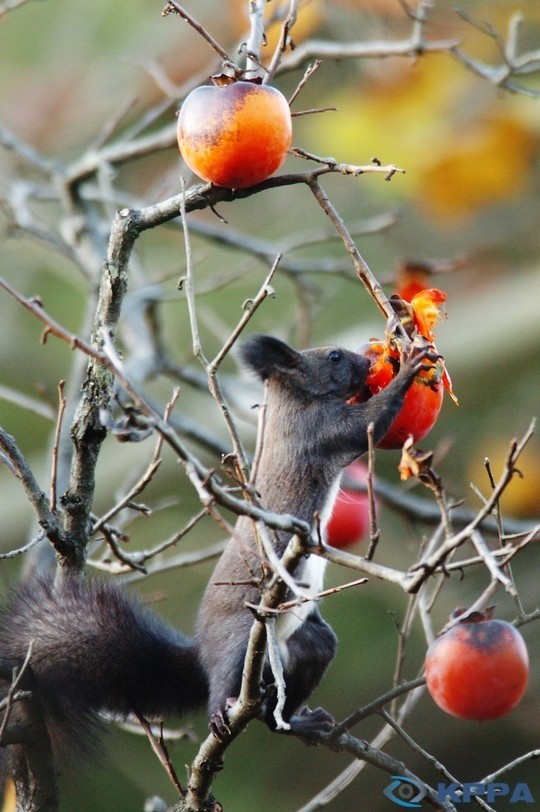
top-left (302, 726), bottom-right (456, 812)
top-left (481, 750), bottom-right (540, 785)
top-left (0, 641), bottom-right (34, 743)
top-left (470, 530), bottom-right (515, 595)
top-left (407, 420), bottom-right (537, 592)
top-left (288, 60), bottom-right (323, 107)
top-left (292, 148), bottom-right (405, 181)
top-left (278, 32), bottom-right (460, 74)
top-left (298, 679), bottom-right (429, 812)
top-left (91, 536), bottom-right (225, 579)
top-left (0, 533), bottom-right (45, 561)
top-left (265, 0), bottom-right (300, 84)
top-left (162, 1), bottom-right (230, 63)
top-left (179, 179), bottom-right (208, 367)
top-left (92, 389), bottom-right (181, 537)
top-left (50, 380), bottom-right (66, 513)
top-left (307, 178), bottom-right (404, 324)
top-left (390, 593), bottom-right (420, 711)
top-left (365, 422), bottom-right (380, 560)
top-left (208, 256), bottom-right (279, 372)
top-left (134, 713), bottom-right (185, 798)
top-left (498, 523), bottom-right (540, 569)
top-left (0, 278), bottom-right (103, 363)
top-left (379, 710), bottom-right (495, 811)
top-left (276, 577), bottom-right (368, 613)
top-left (333, 676), bottom-right (426, 736)
top-left (0, 427), bottom-right (64, 552)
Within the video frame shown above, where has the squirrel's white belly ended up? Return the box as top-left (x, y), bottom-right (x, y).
top-left (274, 475), bottom-right (340, 663)
top-left (276, 554), bottom-right (327, 656)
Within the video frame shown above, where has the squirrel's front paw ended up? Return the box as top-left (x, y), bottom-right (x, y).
top-left (402, 341), bottom-right (440, 379)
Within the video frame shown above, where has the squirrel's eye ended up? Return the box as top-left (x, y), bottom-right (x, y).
top-left (328, 350), bottom-right (342, 363)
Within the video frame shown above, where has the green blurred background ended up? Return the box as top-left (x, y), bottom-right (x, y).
top-left (1, 0), bottom-right (539, 810)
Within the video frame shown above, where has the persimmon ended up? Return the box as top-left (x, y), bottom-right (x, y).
top-left (177, 80), bottom-right (292, 189)
top-left (350, 287), bottom-right (456, 449)
top-left (326, 461), bottom-right (373, 548)
top-left (354, 339), bottom-right (445, 449)
top-left (425, 610), bottom-right (529, 721)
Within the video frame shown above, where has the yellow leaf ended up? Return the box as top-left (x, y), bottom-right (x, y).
top-left (419, 117), bottom-right (538, 221)
top-left (468, 437), bottom-right (540, 518)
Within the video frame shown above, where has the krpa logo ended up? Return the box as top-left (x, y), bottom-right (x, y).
top-left (383, 776), bottom-right (535, 807)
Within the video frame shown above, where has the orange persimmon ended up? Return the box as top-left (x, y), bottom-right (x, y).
top-left (177, 80), bottom-right (292, 189)
top-left (355, 339), bottom-right (445, 450)
top-left (350, 288), bottom-right (456, 449)
top-left (425, 610), bottom-right (529, 721)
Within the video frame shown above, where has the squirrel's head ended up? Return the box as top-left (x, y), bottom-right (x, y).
top-left (240, 334), bottom-right (370, 401)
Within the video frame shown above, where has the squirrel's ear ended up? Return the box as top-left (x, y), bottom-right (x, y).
top-left (239, 334), bottom-right (301, 381)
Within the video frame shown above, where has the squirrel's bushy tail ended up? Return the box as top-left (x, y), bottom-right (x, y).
top-left (0, 575), bottom-right (208, 762)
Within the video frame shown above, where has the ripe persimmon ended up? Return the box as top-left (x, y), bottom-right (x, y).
top-left (349, 288), bottom-right (456, 449)
top-left (177, 80), bottom-right (292, 189)
top-left (326, 461), bottom-right (373, 548)
top-left (355, 339), bottom-right (445, 449)
top-left (425, 611), bottom-right (529, 721)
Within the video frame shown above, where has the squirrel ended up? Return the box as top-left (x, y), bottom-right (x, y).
top-left (0, 333), bottom-right (429, 769)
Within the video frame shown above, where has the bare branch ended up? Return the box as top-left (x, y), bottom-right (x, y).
top-left (135, 713), bottom-right (185, 799)
top-left (0, 428), bottom-right (64, 553)
top-left (245, 0), bottom-right (267, 77)
top-left (162, 1), bottom-right (230, 64)
top-left (452, 10), bottom-right (540, 96)
top-left (481, 750), bottom-right (540, 785)
top-left (49, 381), bottom-right (66, 514)
top-left (277, 33), bottom-right (460, 74)
top-left (469, 530), bottom-right (515, 595)
top-left (306, 727), bottom-right (457, 812)
top-left (0, 533), bottom-right (46, 561)
top-left (288, 60), bottom-right (323, 107)
top-left (307, 178), bottom-right (402, 323)
top-left (334, 677), bottom-right (426, 736)
top-left (379, 710), bottom-right (495, 811)
top-left (0, 642), bottom-right (34, 743)
top-left (265, 0), bottom-right (300, 84)
top-left (407, 420), bottom-right (537, 592)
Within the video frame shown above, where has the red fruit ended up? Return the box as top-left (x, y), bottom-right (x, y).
top-left (424, 612), bottom-right (529, 721)
top-left (354, 340), bottom-right (444, 449)
top-left (177, 80), bottom-right (292, 189)
top-left (326, 461), bottom-right (372, 548)
top-left (377, 377), bottom-right (444, 450)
